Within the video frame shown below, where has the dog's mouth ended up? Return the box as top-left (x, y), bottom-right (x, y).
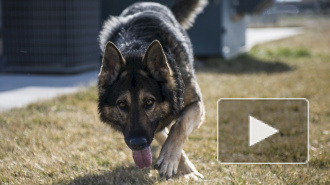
top-left (132, 147), bottom-right (152, 169)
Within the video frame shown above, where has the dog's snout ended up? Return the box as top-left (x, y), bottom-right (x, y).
top-left (129, 137), bottom-right (148, 150)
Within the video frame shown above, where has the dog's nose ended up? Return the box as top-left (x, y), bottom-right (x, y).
top-left (129, 137), bottom-right (148, 150)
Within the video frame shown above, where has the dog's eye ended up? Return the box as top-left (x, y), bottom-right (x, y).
top-left (117, 102), bottom-right (127, 110)
top-left (145, 99), bottom-right (155, 108)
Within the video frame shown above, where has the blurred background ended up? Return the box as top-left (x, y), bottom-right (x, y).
top-left (0, 0), bottom-right (329, 73)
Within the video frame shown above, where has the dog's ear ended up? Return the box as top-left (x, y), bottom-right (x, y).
top-left (143, 40), bottom-right (172, 81)
top-left (99, 41), bottom-right (125, 85)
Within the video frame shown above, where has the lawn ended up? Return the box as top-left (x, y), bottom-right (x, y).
top-left (0, 15), bottom-right (329, 184)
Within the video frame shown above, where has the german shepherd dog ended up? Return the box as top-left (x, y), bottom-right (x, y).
top-left (98, 0), bottom-right (207, 179)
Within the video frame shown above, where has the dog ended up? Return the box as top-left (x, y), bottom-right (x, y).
top-left (98, 0), bottom-right (207, 179)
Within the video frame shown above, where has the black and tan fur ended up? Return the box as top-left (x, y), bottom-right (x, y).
top-left (98, 0), bottom-right (207, 179)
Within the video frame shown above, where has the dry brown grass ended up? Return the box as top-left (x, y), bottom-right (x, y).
top-left (1, 15), bottom-right (329, 184)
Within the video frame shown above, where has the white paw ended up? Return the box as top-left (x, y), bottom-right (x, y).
top-left (178, 154), bottom-right (204, 179)
top-left (154, 142), bottom-right (182, 180)
top-left (184, 172), bottom-right (204, 180)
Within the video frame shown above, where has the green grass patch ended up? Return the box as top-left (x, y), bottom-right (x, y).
top-left (268, 47), bottom-right (310, 58)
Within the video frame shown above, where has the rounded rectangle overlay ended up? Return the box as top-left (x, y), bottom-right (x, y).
top-left (217, 98), bottom-right (309, 164)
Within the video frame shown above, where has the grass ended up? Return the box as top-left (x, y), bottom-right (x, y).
top-left (1, 15), bottom-right (330, 184)
top-left (265, 47), bottom-right (310, 58)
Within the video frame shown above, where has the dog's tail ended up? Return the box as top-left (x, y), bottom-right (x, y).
top-left (171, 0), bottom-right (208, 30)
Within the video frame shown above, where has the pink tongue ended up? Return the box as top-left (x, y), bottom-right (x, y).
top-left (132, 147), bottom-right (152, 169)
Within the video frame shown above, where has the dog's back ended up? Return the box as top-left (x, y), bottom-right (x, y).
top-left (99, 0), bottom-right (207, 81)
top-left (99, 0), bottom-right (207, 53)
top-left (100, 2), bottom-right (184, 56)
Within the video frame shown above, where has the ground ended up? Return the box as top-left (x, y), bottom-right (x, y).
top-left (0, 15), bottom-right (329, 184)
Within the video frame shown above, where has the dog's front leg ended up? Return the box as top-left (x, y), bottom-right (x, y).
top-left (154, 101), bottom-right (204, 179)
top-left (155, 127), bottom-right (204, 179)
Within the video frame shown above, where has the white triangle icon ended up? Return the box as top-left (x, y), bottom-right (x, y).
top-left (249, 115), bottom-right (279, 147)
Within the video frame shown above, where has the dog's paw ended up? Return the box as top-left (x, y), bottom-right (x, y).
top-left (184, 172), bottom-right (204, 181)
top-left (154, 142), bottom-right (182, 180)
top-left (177, 155), bottom-right (204, 179)
top-left (178, 164), bottom-right (204, 179)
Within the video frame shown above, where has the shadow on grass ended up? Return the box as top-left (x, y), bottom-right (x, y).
top-left (61, 145), bottom-right (161, 185)
top-left (195, 54), bottom-right (293, 74)
top-left (63, 166), bottom-right (156, 185)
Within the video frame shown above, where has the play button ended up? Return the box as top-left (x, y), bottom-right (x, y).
top-left (249, 116), bottom-right (279, 147)
top-left (217, 98), bottom-right (308, 163)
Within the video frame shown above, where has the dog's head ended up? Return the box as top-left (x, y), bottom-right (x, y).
top-left (98, 40), bottom-right (182, 168)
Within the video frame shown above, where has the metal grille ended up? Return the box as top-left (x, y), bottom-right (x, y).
top-left (1, 0), bottom-right (100, 73)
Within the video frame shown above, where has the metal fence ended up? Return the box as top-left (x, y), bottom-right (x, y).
top-left (1, 0), bottom-right (100, 73)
